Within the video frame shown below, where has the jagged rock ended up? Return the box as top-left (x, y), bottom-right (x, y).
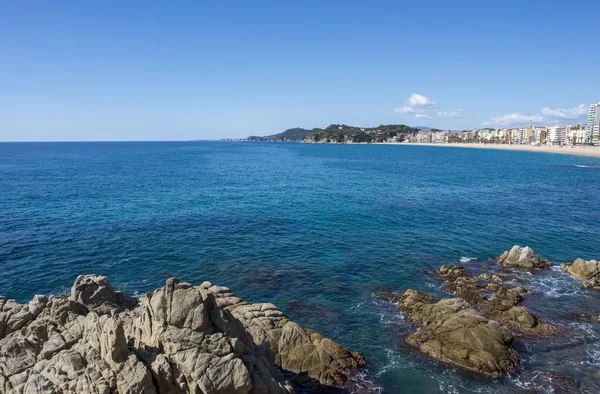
top-left (0, 276), bottom-right (366, 393)
top-left (443, 272), bottom-right (556, 337)
top-left (497, 246), bottom-right (552, 269)
top-left (397, 289), bottom-right (519, 378)
top-left (478, 287), bottom-right (557, 337)
top-left (436, 265), bottom-right (469, 280)
top-left (561, 258), bottom-right (600, 289)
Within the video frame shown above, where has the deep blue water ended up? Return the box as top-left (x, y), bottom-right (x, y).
top-left (1, 141), bottom-right (600, 393)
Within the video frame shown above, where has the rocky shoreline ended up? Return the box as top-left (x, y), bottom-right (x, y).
top-left (377, 245), bottom-right (598, 390)
top-left (1, 245), bottom-right (598, 393)
top-left (0, 276), bottom-right (367, 394)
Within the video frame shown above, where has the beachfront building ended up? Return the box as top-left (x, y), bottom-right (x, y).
top-left (508, 128), bottom-right (520, 143)
top-left (566, 125), bottom-right (586, 145)
top-left (520, 127), bottom-right (534, 144)
top-left (416, 131), bottom-right (432, 143)
top-left (533, 127), bottom-right (546, 145)
top-left (431, 131), bottom-right (446, 144)
top-left (547, 126), bottom-right (564, 145)
top-left (586, 103), bottom-right (599, 144)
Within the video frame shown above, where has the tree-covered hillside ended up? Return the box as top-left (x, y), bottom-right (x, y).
top-left (305, 124), bottom-right (420, 143)
top-left (247, 128), bottom-right (312, 141)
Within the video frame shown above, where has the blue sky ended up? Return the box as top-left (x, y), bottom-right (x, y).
top-left (1, 0), bottom-right (598, 141)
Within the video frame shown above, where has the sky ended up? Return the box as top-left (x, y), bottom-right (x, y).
top-left (1, 0), bottom-right (599, 141)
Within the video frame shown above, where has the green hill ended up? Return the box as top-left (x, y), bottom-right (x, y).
top-left (305, 124), bottom-right (419, 143)
top-left (247, 128), bottom-right (312, 141)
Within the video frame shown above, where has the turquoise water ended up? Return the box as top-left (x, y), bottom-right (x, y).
top-left (1, 141), bottom-right (600, 392)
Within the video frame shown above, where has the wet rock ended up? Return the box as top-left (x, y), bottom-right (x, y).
top-left (397, 289), bottom-right (519, 378)
top-left (374, 288), bottom-right (403, 303)
top-left (493, 274), bottom-right (508, 282)
top-left (446, 277), bottom-right (500, 304)
top-left (443, 273), bottom-right (556, 337)
top-left (581, 313), bottom-right (600, 322)
top-left (478, 272), bottom-right (492, 281)
top-left (497, 246), bottom-right (552, 269)
top-left (0, 275), bottom-right (367, 393)
top-left (478, 273), bottom-right (508, 283)
top-left (436, 265), bottom-right (469, 281)
top-left (561, 258), bottom-right (600, 289)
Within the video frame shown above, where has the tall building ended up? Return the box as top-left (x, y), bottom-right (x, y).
top-left (586, 103), bottom-right (599, 144)
top-left (547, 125), bottom-right (565, 145)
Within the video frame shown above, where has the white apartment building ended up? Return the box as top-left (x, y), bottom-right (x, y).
top-left (567, 125), bottom-right (586, 145)
top-left (547, 126), bottom-right (564, 145)
top-left (431, 131), bottom-right (446, 143)
top-left (586, 103), bottom-right (599, 144)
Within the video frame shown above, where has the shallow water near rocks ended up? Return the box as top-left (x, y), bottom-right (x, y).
top-left (1, 141), bottom-right (600, 392)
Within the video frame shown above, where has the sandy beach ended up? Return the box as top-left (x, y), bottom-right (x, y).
top-left (399, 143), bottom-right (600, 158)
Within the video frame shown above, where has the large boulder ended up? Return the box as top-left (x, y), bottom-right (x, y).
top-left (0, 276), bottom-right (367, 393)
top-left (70, 274), bottom-right (122, 314)
top-left (561, 258), bottom-right (600, 289)
top-left (497, 246), bottom-right (552, 269)
top-left (397, 289), bottom-right (519, 378)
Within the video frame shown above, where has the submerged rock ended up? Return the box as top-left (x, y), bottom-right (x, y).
top-left (0, 276), bottom-right (366, 393)
top-left (497, 246), bottom-right (552, 269)
top-left (397, 289), bottom-right (519, 378)
top-left (561, 258), bottom-right (600, 289)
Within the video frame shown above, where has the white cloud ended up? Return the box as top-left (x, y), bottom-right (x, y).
top-left (540, 104), bottom-right (587, 120)
top-left (481, 104), bottom-right (588, 127)
top-left (437, 109), bottom-right (464, 118)
top-left (481, 113), bottom-right (544, 127)
top-left (393, 106), bottom-right (415, 114)
top-left (408, 93), bottom-right (435, 107)
top-left (394, 93), bottom-right (437, 118)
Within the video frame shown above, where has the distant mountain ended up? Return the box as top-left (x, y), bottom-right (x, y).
top-left (247, 127), bottom-right (312, 142)
top-left (413, 126), bottom-right (433, 130)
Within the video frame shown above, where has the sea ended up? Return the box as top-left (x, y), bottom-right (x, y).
top-left (1, 141), bottom-right (600, 393)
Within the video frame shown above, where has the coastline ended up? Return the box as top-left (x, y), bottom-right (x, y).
top-left (391, 142), bottom-right (600, 158)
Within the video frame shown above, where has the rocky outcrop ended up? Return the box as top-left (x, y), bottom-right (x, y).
top-left (397, 289), bottom-right (519, 378)
top-left (561, 258), bottom-right (600, 289)
top-left (437, 266), bottom-right (557, 337)
top-left (0, 276), bottom-right (366, 394)
top-left (497, 245), bottom-right (552, 269)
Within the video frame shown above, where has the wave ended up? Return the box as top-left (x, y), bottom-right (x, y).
top-left (459, 257), bottom-right (476, 263)
top-left (570, 164), bottom-right (600, 169)
top-left (510, 265), bottom-right (589, 299)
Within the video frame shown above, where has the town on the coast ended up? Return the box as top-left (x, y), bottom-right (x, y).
top-left (242, 103), bottom-right (600, 146)
top-left (412, 102), bottom-right (599, 146)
